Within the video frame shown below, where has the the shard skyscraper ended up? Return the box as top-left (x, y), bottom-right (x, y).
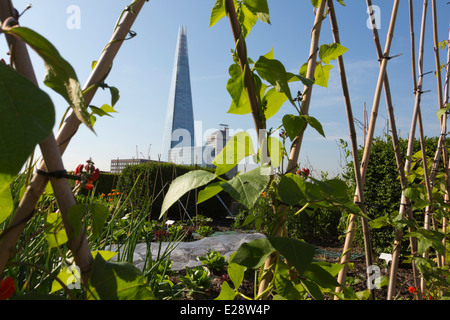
top-left (162, 25), bottom-right (195, 162)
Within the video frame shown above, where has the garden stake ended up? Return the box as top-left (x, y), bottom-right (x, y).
top-left (258, 0), bottom-right (328, 299)
top-left (386, 0), bottom-right (432, 299)
top-left (327, 0), bottom-right (374, 300)
top-left (0, 0), bottom-right (147, 280)
top-left (224, 0), bottom-right (265, 144)
top-left (0, 7), bottom-right (93, 285)
top-left (335, 0), bottom-right (400, 298)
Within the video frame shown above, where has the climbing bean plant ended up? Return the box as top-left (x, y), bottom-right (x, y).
top-left (160, 0), bottom-right (369, 300)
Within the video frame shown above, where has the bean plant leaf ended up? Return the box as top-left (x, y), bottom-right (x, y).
top-left (238, 2), bottom-right (258, 38)
top-left (303, 115), bottom-right (325, 138)
top-left (87, 254), bottom-right (155, 300)
top-left (0, 62), bottom-right (55, 176)
top-left (213, 131), bottom-right (255, 176)
top-left (67, 203), bottom-right (109, 240)
top-left (160, 170), bottom-right (216, 218)
top-left (230, 237), bottom-right (275, 269)
top-left (319, 43), bottom-right (348, 64)
top-left (44, 211), bottom-right (68, 248)
top-left (197, 182), bottom-right (223, 204)
top-left (277, 173), bottom-right (306, 205)
top-left (282, 114), bottom-right (305, 141)
top-left (254, 56), bottom-right (294, 103)
top-left (3, 26), bottom-right (93, 132)
top-left (263, 87), bottom-right (288, 120)
top-left (268, 236), bottom-right (316, 276)
top-left (0, 174), bottom-right (14, 224)
top-left (221, 165), bottom-right (271, 209)
top-left (0, 62), bottom-right (55, 223)
top-left (226, 64), bottom-right (250, 115)
top-left (314, 63), bottom-right (333, 87)
top-left (243, 0), bottom-right (270, 24)
top-left (215, 281), bottom-right (237, 300)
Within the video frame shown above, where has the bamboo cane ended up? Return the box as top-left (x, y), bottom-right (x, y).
top-left (224, 0), bottom-right (265, 143)
top-left (0, 0), bottom-right (147, 281)
top-left (0, 10), bottom-right (93, 284)
top-left (442, 27), bottom-right (450, 267)
top-left (257, 0), bottom-right (327, 299)
top-left (327, 0), bottom-right (375, 300)
top-left (386, 0), bottom-right (431, 299)
top-left (334, 0), bottom-right (400, 299)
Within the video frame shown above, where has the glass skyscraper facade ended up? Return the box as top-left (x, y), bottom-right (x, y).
top-left (162, 25), bottom-right (195, 162)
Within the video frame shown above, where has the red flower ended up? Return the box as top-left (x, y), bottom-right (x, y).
top-left (302, 168), bottom-right (310, 176)
top-left (0, 277), bottom-right (15, 300)
top-left (89, 168), bottom-right (100, 183)
top-left (408, 286), bottom-right (416, 294)
top-left (74, 164), bottom-right (84, 176)
top-left (220, 274), bottom-right (231, 284)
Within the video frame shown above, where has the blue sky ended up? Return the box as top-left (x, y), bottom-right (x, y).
top-left (2, 0), bottom-right (449, 177)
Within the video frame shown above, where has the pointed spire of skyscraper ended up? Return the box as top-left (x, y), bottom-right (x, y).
top-left (162, 25), bottom-right (195, 161)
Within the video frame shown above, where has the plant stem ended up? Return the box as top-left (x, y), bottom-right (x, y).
top-left (257, 0), bottom-right (327, 299)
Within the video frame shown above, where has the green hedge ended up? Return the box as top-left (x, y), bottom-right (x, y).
top-left (117, 161), bottom-right (232, 221)
top-left (343, 136), bottom-right (444, 255)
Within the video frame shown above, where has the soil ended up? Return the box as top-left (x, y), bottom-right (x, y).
top-left (170, 218), bottom-right (418, 301)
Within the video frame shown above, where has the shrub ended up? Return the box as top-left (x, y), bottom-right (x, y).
top-left (117, 161), bottom-right (232, 220)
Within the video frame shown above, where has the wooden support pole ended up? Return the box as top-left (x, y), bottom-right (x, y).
top-left (0, 0), bottom-right (148, 282)
top-left (335, 0), bottom-right (400, 298)
top-left (327, 0), bottom-right (374, 300)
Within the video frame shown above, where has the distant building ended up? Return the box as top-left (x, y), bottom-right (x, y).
top-left (162, 25), bottom-right (195, 161)
top-left (110, 158), bottom-right (151, 174)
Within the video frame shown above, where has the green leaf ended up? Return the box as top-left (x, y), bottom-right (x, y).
top-left (90, 203), bottom-right (109, 240)
top-left (303, 115), bottom-right (326, 138)
top-left (226, 64), bottom-right (251, 115)
top-left (303, 262), bottom-right (341, 289)
top-left (282, 114), bottom-right (305, 141)
top-left (45, 211), bottom-right (68, 248)
top-left (109, 87), bottom-right (120, 107)
top-left (210, 0), bottom-right (227, 27)
top-left (314, 63), bottom-right (333, 87)
top-left (263, 87), bottom-right (288, 120)
top-left (243, 0), bottom-right (270, 24)
top-left (254, 56), bottom-right (294, 103)
top-left (238, 2), bottom-right (258, 38)
top-left (3, 26), bottom-right (92, 132)
top-left (67, 204), bottom-right (88, 237)
top-left (66, 203), bottom-right (108, 239)
top-left (50, 265), bottom-right (80, 293)
top-left (267, 236), bottom-right (316, 276)
top-left (311, 0), bottom-right (322, 8)
top-left (266, 136), bottom-right (283, 168)
top-left (160, 170), bottom-right (216, 218)
top-left (288, 72), bottom-right (314, 88)
top-left (87, 254), bottom-right (155, 300)
top-left (437, 103), bottom-right (450, 119)
top-left (227, 261), bottom-right (246, 289)
top-left (214, 281), bottom-right (237, 300)
top-left (230, 237), bottom-right (275, 269)
top-left (0, 174), bottom-right (13, 224)
top-left (197, 182), bottom-right (223, 204)
top-left (0, 62), bottom-right (55, 176)
top-left (277, 173), bottom-right (306, 205)
top-left (319, 43), bottom-right (348, 64)
top-left (221, 165), bottom-right (271, 208)
top-left (213, 131), bottom-right (255, 176)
